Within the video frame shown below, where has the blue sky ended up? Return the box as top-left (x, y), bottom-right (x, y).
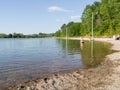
top-left (0, 0), bottom-right (100, 34)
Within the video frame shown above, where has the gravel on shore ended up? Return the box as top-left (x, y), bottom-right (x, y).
top-left (9, 38), bottom-right (120, 90)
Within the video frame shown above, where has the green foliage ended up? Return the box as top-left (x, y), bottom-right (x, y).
top-left (55, 30), bottom-right (61, 37)
top-left (55, 22), bottom-right (81, 37)
top-left (0, 34), bottom-right (7, 38)
top-left (0, 33), bottom-right (53, 38)
top-left (55, 0), bottom-right (120, 37)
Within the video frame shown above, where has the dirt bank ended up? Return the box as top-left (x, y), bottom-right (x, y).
top-left (9, 38), bottom-right (120, 90)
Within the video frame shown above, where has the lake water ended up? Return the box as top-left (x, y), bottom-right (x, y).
top-left (0, 38), bottom-right (113, 89)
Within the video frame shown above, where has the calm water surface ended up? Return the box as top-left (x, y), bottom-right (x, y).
top-left (0, 38), bottom-right (113, 89)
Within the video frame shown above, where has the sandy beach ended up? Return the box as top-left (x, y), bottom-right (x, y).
top-left (9, 38), bottom-right (120, 90)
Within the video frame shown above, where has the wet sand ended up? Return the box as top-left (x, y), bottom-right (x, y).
top-left (9, 38), bottom-right (120, 90)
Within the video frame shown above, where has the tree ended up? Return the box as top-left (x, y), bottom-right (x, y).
top-left (55, 22), bottom-right (81, 37)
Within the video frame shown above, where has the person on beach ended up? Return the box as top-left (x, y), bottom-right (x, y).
top-left (80, 37), bottom-right (84, 43)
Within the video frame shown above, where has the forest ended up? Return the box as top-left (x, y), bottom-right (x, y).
top-left (0, 33), bottom-right (53, 38)
top-left (55, 0), bottom-right (120, 37)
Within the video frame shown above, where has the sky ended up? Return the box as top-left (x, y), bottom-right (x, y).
top-left (0, 0), bottom-right (100, 34)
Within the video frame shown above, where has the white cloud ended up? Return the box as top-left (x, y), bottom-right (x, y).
top-left (70, 15), bottom-right (81, 20)
top-left (48, 6), bottom-right (73, 12)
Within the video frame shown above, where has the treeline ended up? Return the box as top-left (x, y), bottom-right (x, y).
top-left (55, 22), bottom-right (81, 37)
top-left (55, 0), bottom-right (120, 37)
top-left (0, 33), bottom-right (54, 38)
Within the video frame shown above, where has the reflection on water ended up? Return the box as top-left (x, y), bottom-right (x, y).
top-left (58, 39), bottom-right (113, 68)
top-left (90, 40), bottom-right (94, 65)
top-left (80, 40), bottom-right (113, 68)
top-left (91, 40), bottom-right (94, 58)
top-left (0, 38), bottom-right (113, 89)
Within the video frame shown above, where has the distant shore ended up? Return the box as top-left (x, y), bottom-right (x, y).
top-left (9, 37), bottom-right (120, 90)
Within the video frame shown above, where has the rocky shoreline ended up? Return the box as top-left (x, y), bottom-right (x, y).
top-left (9, 38), bottom-right (120, 90)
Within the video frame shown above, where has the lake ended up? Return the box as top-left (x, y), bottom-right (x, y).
top-left (0, 38), bottom-right (113, 89)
